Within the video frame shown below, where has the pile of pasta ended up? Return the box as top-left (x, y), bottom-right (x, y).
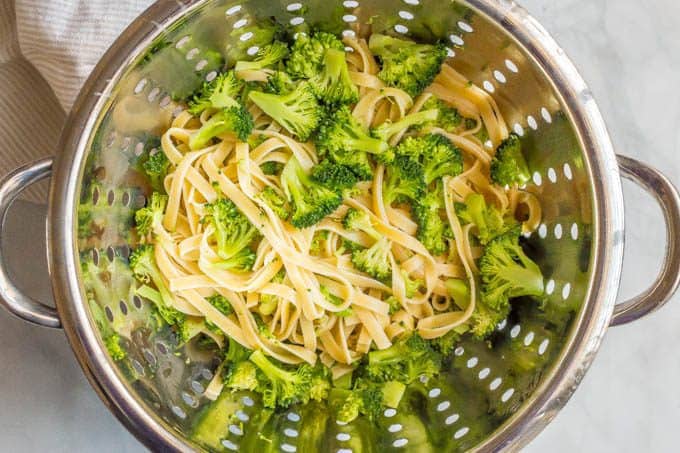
top-left (147, 37), bottom-right (541, 379)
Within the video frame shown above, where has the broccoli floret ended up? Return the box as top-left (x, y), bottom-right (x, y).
top-left (264, 71), bottom-right (297, 95)
top-left (310, 48), bottom-right (358, 105)
top-left (130, 245), bottom-right (184, 326)
top-left (260, 161), bottom-right (284, 175)
top-left (343, 208), bottom-right (380, 238)
top-left (259, 271), bottom-right (285, 316)
top-left (417, 96), bottom-right (462, 131)
top-left (456, 193), bottom-right (516, 244)
top-left (187, 71), bottom-right (253, 147)
top-left (490, 133), bottom-right (531, 186)
top-left (310, 230), bottom-right (330, 255)
top-left (413, 183), bottom-right (448, 255)
top-left (287, 31), bottom-right (345, 79)
top-left (207, 294), bottom-right (234, 316)
top-left (368, 34), bottom-right (447, 97)
top-left (249, 350), bottom-right (330, 409)
top-left (479, 227), bottom-right (544, 311)
top-left (311, 160), bottom-right (359, 191)
top-left (104, 334), bottom-right (127, 361)
top-left (281, 156), bottom-right (343, 228)
top-left (316, 106), bottom-right (392, 167)
top-left (89, 300), bottom-right (128, 361)
top-left (189, 71), bottom-right (243, 116)
top-left (234, 41), bottom-right (289, 72)
top-left (134, 192), bottom-right (168, 237)
top-left (249, 82), bottom-right (322, 141)
top-left (226, 361), bottom-right (259, 391)
top-left (366, 334), bottom-right (442, 384)
top-left (386, 296), bottom-right (402, 315)
top-left (190, 105), bottom-right (254, 149)
top-left (402, 269), bottom-right (424, 298)
top-left (397, 134), bottom-right (463, 184)
top-left (446, 278), bottom-right (471, 308)
top-left (226, 18), bottom-right (283, 63)
top-left (203, 198), bottom-right (258, 271)
top-left (258, 186), bottom-right (290, 220)
top-left (470, 300), bottom-right (509, 339)
top-left (372, 109), bottom-right (439, 143)
top-left (343, 209), bottom-right (392, 280)
top-left (142, 150), bottom-right (171, 193)
top-left (334, 379), bottom-right (387, 423)
top-left (226, 336), bottom-right (251, 364)
top-left (430, 330), bottom-right (461, 356)
top-left (383, 155), bottom-right (426, 205)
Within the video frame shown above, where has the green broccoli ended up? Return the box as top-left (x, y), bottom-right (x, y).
top-left (264, 71), bottom-right (297, 95)
top-left (383, 155), bottom-right (426, 205)
top-left (402, 269), bottom-right (424, 298)
top-left (257, 186), bottom-right (290, 220)
top-left (142, 149), bottom-right (171, 193)
top-left (226, 18), bottom-right (284, 63)
top-left (280, 156), bottom-right (343, 228)
top-left (202, 198), bottom-right (258, 272)
top-left (490, 133), bottom-right (531, 186)
top-left (371, 108), bottom-right (439, 143)
top-left (188, 71), bottom-right (243, 116)
top-left (130, 245), bottom-right (184, 326)
top-left (259, 271), bottom-right (285, 316)
top-left (249, 349), bottom-right (330, 409)
top-left (207, 294), bottom-right (234, 316)
top-left (365, 333), bottom-right (442, 384)
top-left (134, 192), bottom-right (168, 237)
top-left (413, 183), bottom-right (448, 255)
top-left (310, 159), bottom-right (359, 191)
top-left (386, 296), bottom-right (402, 315)
top-left (234, 41), bottom-right (289, 72)
top-left (190, 105), bottom-right (254, 149)
top-left (446, 278), bottom-right (471, 308)
top-left (316, 106), bottom-right (392, 169)
top-left (249, 82), bottom-right (322, 141)
top-left (479, 227), bottom-right (544, 311)
top-left (310, 230), bottom-right (330, 255)
top-left (334, 378), bottom-right (404, 423)
top-left (416, 96), bottom-right (462, 131)
top-left (467, 301), bottom-right (507, 340)
top-left (260, 161), bottom-right (284, 175)
top-left (187, 71), bottom-right (253, 148)
top-left (396, 134), bottom-right (463, 184)
top-left (456, 193), bottom-right (517, 244)
top-left (88, 295), bottom-right (128, 361)
top-left (343, 208), bottom-right (392, 280)
top-left (225, 361), bottom-right (259, 391)
top-left (310, 48), bottom-right (358, 104)
top-left (368, 34), bottom-right (447, 97)
top-left (287, 31), bottom-right (345, 79)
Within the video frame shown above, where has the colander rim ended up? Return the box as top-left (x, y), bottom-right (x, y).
top-left (47, 0), bottom-right (625, 451)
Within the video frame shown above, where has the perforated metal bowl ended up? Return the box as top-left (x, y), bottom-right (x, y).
top-left (0, 0), bottom-right (678, 451)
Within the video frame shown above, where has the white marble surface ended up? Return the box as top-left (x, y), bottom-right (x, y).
top-left (0, 1), bottom-right (679, 452)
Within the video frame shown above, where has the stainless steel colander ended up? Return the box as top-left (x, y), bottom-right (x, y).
top-left (0, 0), bottom-right (678, 451)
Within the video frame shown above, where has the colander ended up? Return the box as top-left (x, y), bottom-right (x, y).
top-left (0, 0), bottom-right (678, 451)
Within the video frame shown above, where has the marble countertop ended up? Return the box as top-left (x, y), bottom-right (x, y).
top-left (1, 1), bottom-right (678, 452)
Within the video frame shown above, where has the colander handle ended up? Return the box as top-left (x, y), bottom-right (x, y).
top-left (610, 155), bottom-right (680, 326)
top-left (0, 158), bottom-right (61, 329)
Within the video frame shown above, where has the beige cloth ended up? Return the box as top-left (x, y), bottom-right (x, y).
top-left (0, 0), bottom-right (153, 201)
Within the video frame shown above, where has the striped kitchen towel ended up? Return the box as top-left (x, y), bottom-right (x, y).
top-left (0, 0), bottom-right (153, 201)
